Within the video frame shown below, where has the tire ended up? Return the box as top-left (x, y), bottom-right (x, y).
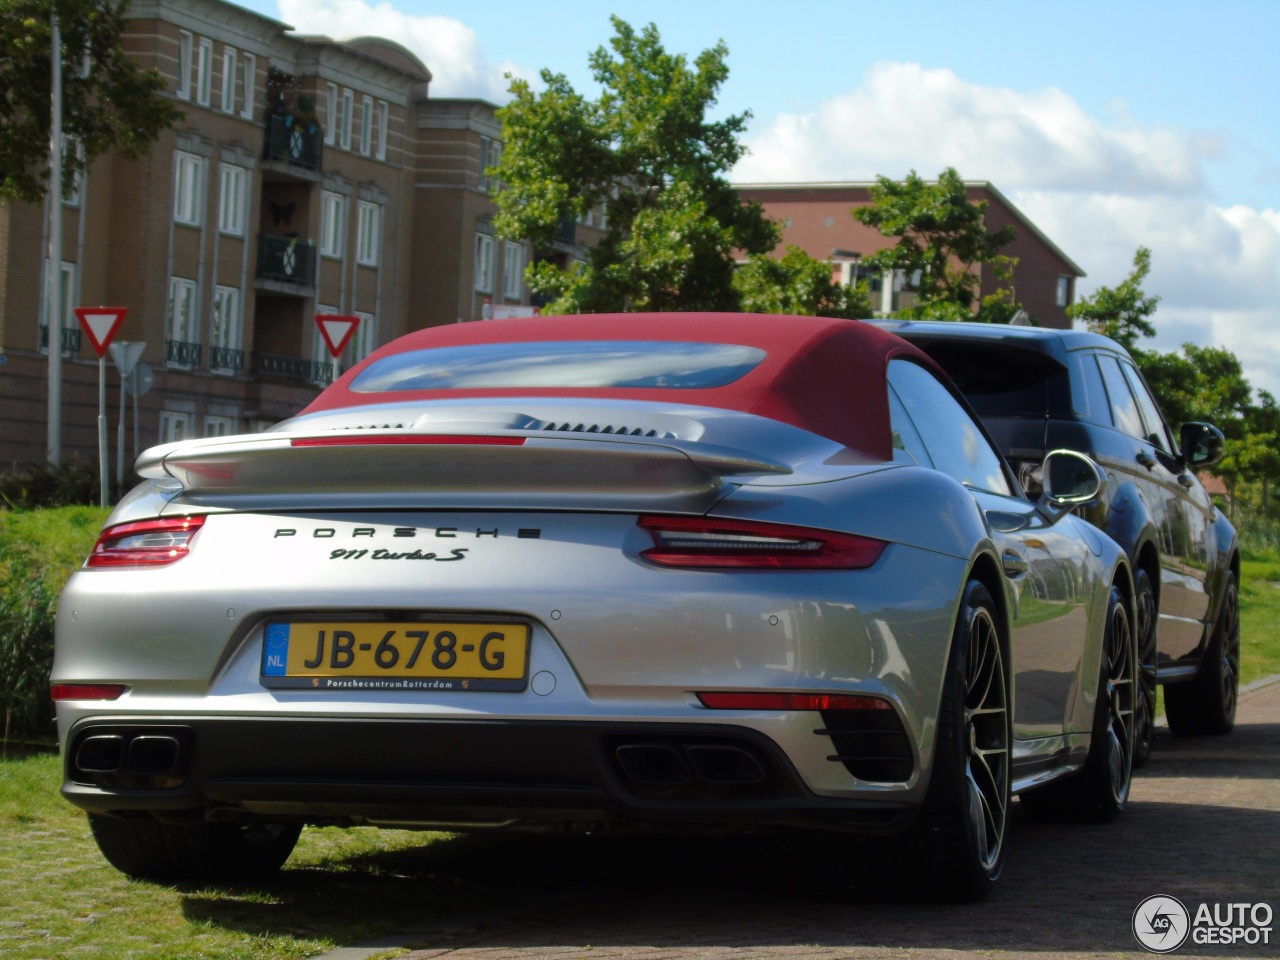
top-left (1132, 568), bottom-right (1158, 768)
top-left (1020, 582), bottom-right (1136, 823)
top-left (88, 813), bottom-right (301, 883)
top-left (904, 579), bottom-right (1010, 901)
top-left (1165, 571), bottom-right (1240, 736)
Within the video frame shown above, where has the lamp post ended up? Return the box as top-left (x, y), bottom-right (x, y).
top-left (47, 7), bottom-right (64, 464)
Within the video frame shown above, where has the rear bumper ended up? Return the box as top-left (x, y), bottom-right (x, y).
top-left (61, 715), bottom-right (915, 835)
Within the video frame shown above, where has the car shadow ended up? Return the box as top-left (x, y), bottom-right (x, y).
top-left (179, 722), bottom-right (1280, 957)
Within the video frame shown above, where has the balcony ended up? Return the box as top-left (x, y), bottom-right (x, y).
top-left (257, 235), bottom-right (316, 289)
top-left (39, 323), bottom-right (82, 356)
top-left (252, 351), bottom-right (332, 386)
top-left (165, 339), bottom-right (202, 369)
top-left (263, 115), bottom-right (323, 173)
top-left (209, 346), bottom-right (245, 375)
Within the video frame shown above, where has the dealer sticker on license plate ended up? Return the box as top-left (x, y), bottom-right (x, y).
top-left (261, 621), bottom-right (530, 691)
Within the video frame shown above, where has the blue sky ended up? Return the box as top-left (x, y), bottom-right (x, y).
top-left (236, 0), bottom-right (1280, 397)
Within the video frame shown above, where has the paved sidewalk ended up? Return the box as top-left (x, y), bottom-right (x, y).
top-left (327, 678), bottom-right (1280, 960)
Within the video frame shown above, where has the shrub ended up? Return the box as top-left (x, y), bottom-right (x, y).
top-left (0, 506), bottom-right (110, 743)
top-left (0, 459), bottom-right (103, 510)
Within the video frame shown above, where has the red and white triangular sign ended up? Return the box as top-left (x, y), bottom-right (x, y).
top-left (74, 307), bottom-right (128, 358)
top-left (315, 314), bottom-right (360, 358)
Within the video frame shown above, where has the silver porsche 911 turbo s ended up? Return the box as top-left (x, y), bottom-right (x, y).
top-left (53, 313), bottom-right (1137, 900)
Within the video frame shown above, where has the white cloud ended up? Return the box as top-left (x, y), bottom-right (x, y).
top-left (277, 0), bottom-right (522, 100)
top-left (735, 62), bottom-right (1280, 400)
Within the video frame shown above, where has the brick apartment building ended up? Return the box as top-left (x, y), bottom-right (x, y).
top-left (0, 0), bottom-right (602, 471)
top-left (735, 182), bottom-right (1085, 328)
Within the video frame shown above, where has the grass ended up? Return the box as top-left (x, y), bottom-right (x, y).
top-left (1239, 558), bottom-right (1280, 687)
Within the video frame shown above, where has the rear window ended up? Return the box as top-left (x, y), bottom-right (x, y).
top-left (913, 339), bottom-right (1070, 419)
top-left (350, 340), bottom-right (767, 393)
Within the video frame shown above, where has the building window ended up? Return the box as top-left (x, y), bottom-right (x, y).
top-left (350, 311), bottom-right (377, 364)
top-left (478, 136), bottom-right (502, 191)
top-left (1056, 275), bottom-right (1072, 308)
top-left (241, 53), bottom-right (256, 119)
top-left (220, 46), bottom-right (236, 113)
top-left (320, 191), bottom-right (346, 258)
top-left (173, 151), bottom-right (203, 225)
top-left (502, 242), bottom-right (523, 300)
top-left (356, 201), bottom-right (380, 266)
top-left (41, 261), bottom-right (77, 356)
top-left (324, 83), bottom-right (338, 145)
top-left (160, 410), bottom-right (194, 443)
top-left (360, 95), bottom-right (373, 155)
top-left (63, 137), bottom-right (83, 206)
top-left (474, 233), bottom-right (495, 293)
top-left (376, 100), bottom-right (389, 160)
top-left (218, 163), bottom-right (246, 236)
top-left (204, 414), bottom-right (236, 437)
top-left (166, 276), bottom-right (199, 366)
top-left (340, 88), bottom-right (354, 150)
top-left (176, 30), bottom-right (193, 99)
top-left (210, 285), bottom-right (241, 374)
top-left (196, 38), bottom-right (212, 106)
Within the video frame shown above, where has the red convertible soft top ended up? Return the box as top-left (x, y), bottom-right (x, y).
top-left (302, 313), bottom-right (933, 460)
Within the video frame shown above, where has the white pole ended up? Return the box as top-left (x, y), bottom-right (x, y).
top-left (98, 355), bottom-right (108, 505)
top-left (47, 8), bottom-right (63, 464)
top-left (116, 360), bottom-right (126, 489)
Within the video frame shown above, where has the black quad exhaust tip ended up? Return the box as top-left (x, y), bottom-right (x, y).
top-left (75, 734), bottom-right (125, 774)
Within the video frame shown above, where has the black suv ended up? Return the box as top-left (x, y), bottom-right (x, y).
top-left (873, 320), bottom-right (1240, 764)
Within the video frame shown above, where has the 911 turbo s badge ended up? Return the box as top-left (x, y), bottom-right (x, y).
top-left (329, 547), bottom-right (468, 562)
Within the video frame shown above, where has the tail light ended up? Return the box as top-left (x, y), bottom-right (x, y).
top-left (86, 516), bottom-right (207, 567)
top-left (638, 516), bottom-right (886, 569)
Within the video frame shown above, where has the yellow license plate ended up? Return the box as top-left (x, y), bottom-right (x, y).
top-left (261, 620), bottom-right (530, 691)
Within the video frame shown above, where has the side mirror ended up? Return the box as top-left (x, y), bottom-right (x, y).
top-left (1039, 449), bottom-right (1106, 518)
top-left (1180, 422), bottom-right (1225, 468)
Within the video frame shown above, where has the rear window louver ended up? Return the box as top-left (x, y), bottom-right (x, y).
top-left (533, 421), bottom-right (675, 439)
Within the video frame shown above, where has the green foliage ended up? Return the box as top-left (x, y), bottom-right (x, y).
top-left (0, 458), bottom-right (101, 509)
top-left (493, 17), bottom-right (778, 314)
top-left (852, 167), bottom-right (1021, 322)
top-left (733, 246), bottom-right (874, 318)
top-left (0, 0), bottom-right (183, 202)
top-left (0, 506), bottom-right (108, 742)
top-left (1068, 246), bottom-right (1159, 352)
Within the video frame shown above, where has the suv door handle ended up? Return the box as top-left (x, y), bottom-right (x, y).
top-left (1136, 450), bottom-right (1157, 470)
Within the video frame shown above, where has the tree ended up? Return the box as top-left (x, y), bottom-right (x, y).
top-left (1067, 246), bottom-right (1160, 353)
top-left (1, 0), bottom-right (182, 203)
top-left (733, 246), bottom-right (873, 318)
top-left (852, 167), bottom-right (1021, 322)
top-left (492, 17), bottom-right (778, 314)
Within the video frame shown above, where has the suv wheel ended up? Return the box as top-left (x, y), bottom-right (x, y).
top-left (1165, 571), bottom-right (1240, 736)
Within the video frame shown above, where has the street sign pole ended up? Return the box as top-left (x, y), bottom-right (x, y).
top-left (108, 342), bottom-right (145, 488)
top-left (97, 353), bottom-right (108, 505)
top-left (47, 9), bottom-right (63, 465)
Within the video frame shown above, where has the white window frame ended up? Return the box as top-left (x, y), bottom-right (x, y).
top-left (1056, 275), bottom-right (1072, 308)
top-left (320, 191), bottom-right (346, 259)
top-left (210, 285), bottom-right (242, 374)
top-left (166, 276), bottom-right (199, 361)
top-left (160, 410), bottom-right (194, 444)
top-left (502, 241), bottom-right (523, 300)
top-left (240, 53), bottom-right (256, 119)
top-left (204, 414), bottom-right (236, 437)
top-left (196, 37), bottom-right (213, 106)
top-left (356, 201), bottom-right (380, 266)
top-left (350, 311), bottom-right (377, 365)
top-left (474, 233), bottom-right (495, 293)
top-left (340, 88), bottom-right (354, 150)
top-left (173, 151), bottom-right (203, 226)
top-left (63, 136), bottom-right (83, 207)
top-left (217, 163), bottom-right (246, 236)
top-left (360, 95), bottom-right (374, 155)
top-left (376, 100), bottom-right (389, 160)
top-left (220, 46), bottom-right (236, 113)
top-left (324, 83), bottom-right (338, 145)
top-left (176, 30), bottom-right (193, 99)
top-left (42, 261), bottom-right (77, 356)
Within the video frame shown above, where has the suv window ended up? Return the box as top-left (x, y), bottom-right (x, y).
top-left (888, 359), bottom-right (1012, 496)
top-left (905, 339), bottom-right (1069, 419)
top-left (1121, 361), bottom-right (1176, 454)
top-left (1071, 351), bottom-right (1111, 424)
top-left (1096, 354), bottom-right (1146, 439)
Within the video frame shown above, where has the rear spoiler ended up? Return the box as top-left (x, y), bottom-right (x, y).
top-left (138, 431), bottom-right (793, 513)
